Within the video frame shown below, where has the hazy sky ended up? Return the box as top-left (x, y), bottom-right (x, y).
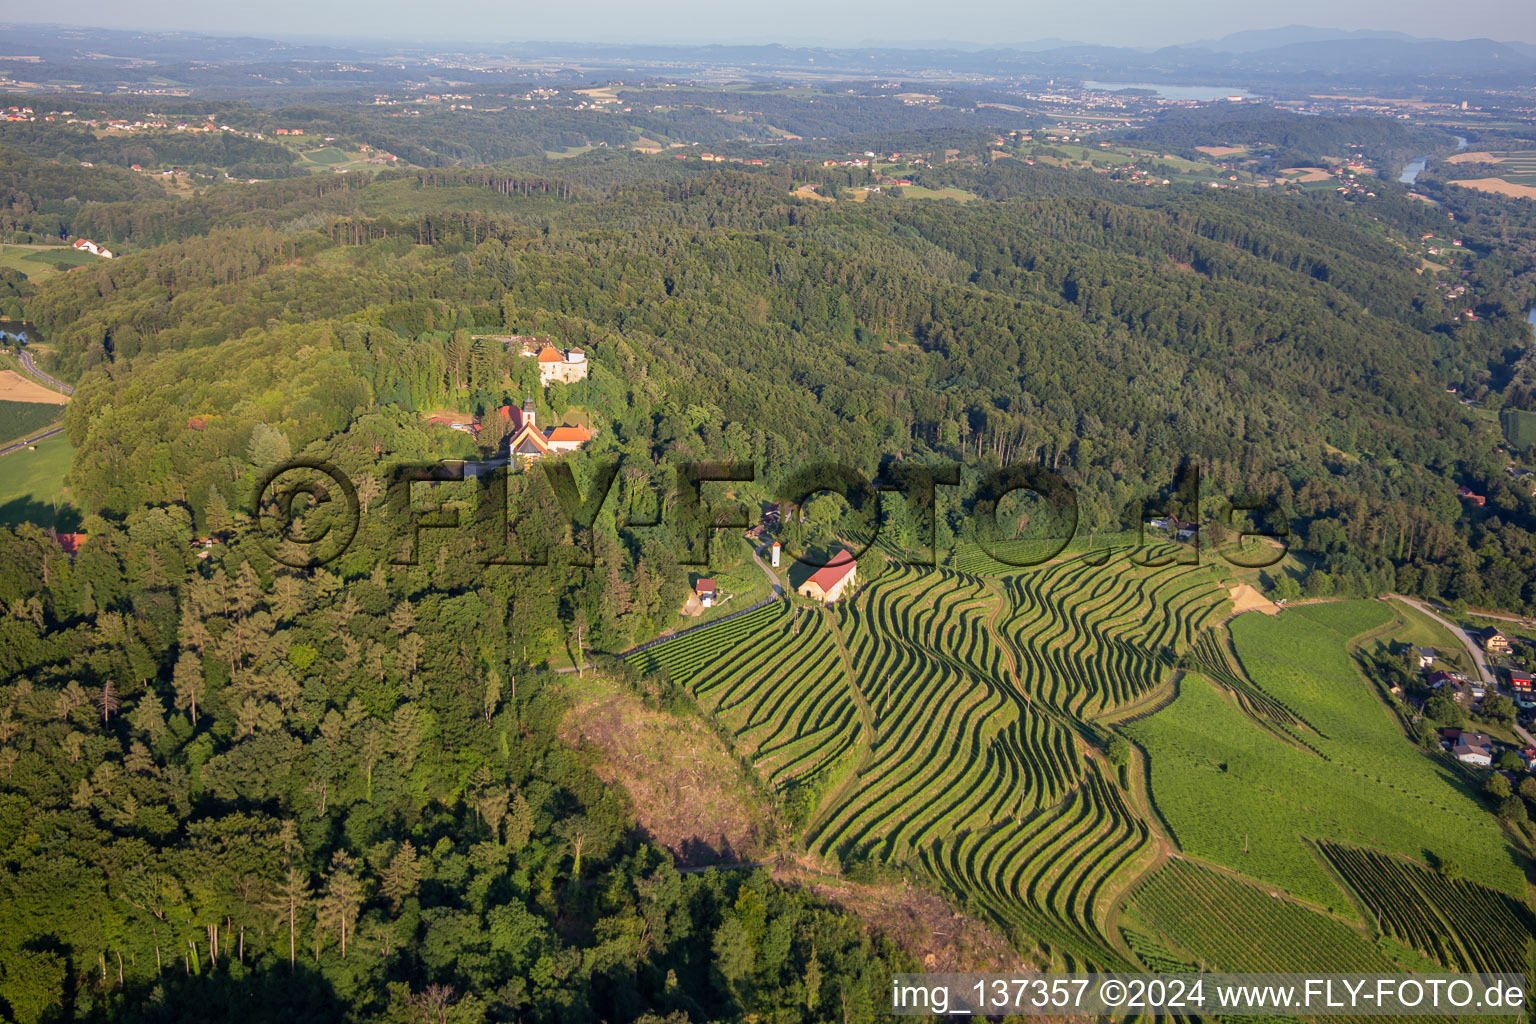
top-left (18, 0), bottom-right (1536, 48)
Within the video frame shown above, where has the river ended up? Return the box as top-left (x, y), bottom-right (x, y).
top-left (1400, 135), bottom-right (1468, 185)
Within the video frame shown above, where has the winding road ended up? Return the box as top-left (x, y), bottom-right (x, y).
top-left (17, 350), bottom-right (73, 395)
top-left (1388, 594), bottom-right (1536, 747)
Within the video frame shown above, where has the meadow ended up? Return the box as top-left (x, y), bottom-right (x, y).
top-left (0, 430), bottom-right (76, 528)
top-left (1128, 601), bottom-right (1522, 911)
top-left (0, 243), bottom-right (102, 279)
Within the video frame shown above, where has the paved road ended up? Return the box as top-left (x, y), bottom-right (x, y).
top-left (751, 541), bottom-right (785, 598)
top-left (17, 350), bottom-right (73, 395)
top-left (0, 425), bottom-right (64, 458)
top-left (1389, 594), bottom-right (1492, 683)
top-left (1387, 594), bottom-right (1536, 747)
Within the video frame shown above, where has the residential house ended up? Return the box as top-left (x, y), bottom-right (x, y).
top-left (54, 533), bottom-right (87, 556)
top-left (797, 549), bottom-right (859, 604)
top-left (71, 238), bottom-right (115, 259)
top-left (1415, 646), bottom-right (1437, 669)
top-left (1448, 729), bottom-right (1493, 767)
top-left (1426, 669), bottom-right (1459, 691)
top-left (1457, 485), bottom-right (1486, 508)
top-left (1509, 671), bottom-right (1533, 696)
top-left (1474, 627), bottom-right (1511, 655)
top-left (695, 579), bottom-right (716, 608)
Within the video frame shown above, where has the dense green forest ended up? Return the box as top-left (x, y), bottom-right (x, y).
top-left (5, 93), bottom-right (1536, 1022)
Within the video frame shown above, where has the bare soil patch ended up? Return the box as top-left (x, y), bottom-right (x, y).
top-left (1446, 151), bottom-right (1502, 164)
top-left (787, 869), bottom-right (1036, 971)
top-left (1277, 167), bottom-right (1331, 182)
top-left (1229, 583), bottom-right (1279, 616)
top-left (559, 679), bottom-right (764, 865)
top-left (0, 370), bottom-right (68, 404)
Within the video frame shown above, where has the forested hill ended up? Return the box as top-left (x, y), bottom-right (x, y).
top-left (24, 155), bottom-right (1536, 611)
top-left (5, 145), bottom-right (1536, 1021)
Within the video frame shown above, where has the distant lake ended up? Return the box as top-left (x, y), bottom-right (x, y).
top-left (1081, 82), bottom-right (1252, 101)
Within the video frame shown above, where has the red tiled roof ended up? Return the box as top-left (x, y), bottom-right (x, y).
top-left (545, 425), bottom-right (590, 444)
top-left (536, 345), bottom-right (564, 363)
top-left (695, 579), bottom-right (716, 595)
top-left (55, 533), bottom-right (87, 554)
top-left (805, 550), bottom-right (856, 592)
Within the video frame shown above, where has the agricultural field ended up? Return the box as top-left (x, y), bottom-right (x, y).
top-left (628, 552), bottom-right (1230, 969)
top-left (1128, 601), bottom-right (1523, 912)
top-left (289, 145), bottom-right (401, 173)
top-left (1126, 859), bottom-right (1402, 973)
top-left (893, 185), bottom-right (979, 202)
top-left (0, 397), bottom-right (65, 444)
top-left (624, 552), bottom-right (1533, 975)
top-left (1319, 843), bottom-right (1536, 976)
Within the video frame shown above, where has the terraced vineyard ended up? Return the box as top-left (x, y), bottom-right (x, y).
top-left (1319, 843), bottom-right (1536, 976)
top-left (923, 767), bottom-right (1155, 970)
top-left (1126, 858), bottom-right (1401, 973)
top-left (997, 553), bottom-right (1228, 718)
top-left (624, 555), bottom-right (1536, 976)
top-left (806, 562), bottom-right (1077, 867)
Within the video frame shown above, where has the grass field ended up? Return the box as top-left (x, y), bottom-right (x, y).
top-left (0, 431), bottom-right (76, 529)
top-left (0, 243), bottom-right (103, 280)
top-left (896, 185), bottom-right (979, 202)
top-left (1128, 601), bottom-right (1523, 912)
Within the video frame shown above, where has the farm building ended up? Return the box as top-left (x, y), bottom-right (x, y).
top-left (695, 579), bottom-right (716, 608)
top-left (797, 549), bottom-right (858, 604)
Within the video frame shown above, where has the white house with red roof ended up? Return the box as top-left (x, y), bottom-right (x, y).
top-left (536, 344), bottom-right (587, 386)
